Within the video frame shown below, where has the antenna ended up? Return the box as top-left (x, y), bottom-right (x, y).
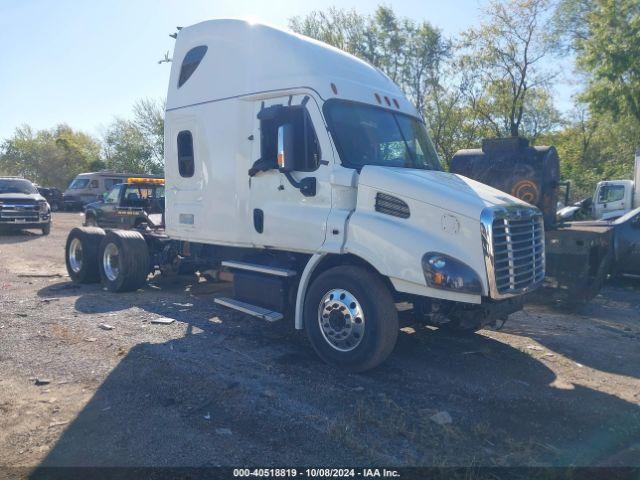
top-left (157, 51), bottom-right (171, 64)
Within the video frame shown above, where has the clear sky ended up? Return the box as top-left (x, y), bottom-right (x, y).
top-left (0, 0), bottom-right (573, 142)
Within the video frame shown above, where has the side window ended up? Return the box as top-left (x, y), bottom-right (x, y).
top-left (90, 179), bottom-right (99, 189)
top-left (259, 105), bottom-right (320, 172)
top-left (104, 186), bottom-right (120, 204)
top-left (178, 45), bottom-right (208, 88)
top-left (598, 185), bottom-right (625, 203)
top-left (177, 131), bottom-right (195, 177)
top-left (104, 178), bottom-right (120, 190)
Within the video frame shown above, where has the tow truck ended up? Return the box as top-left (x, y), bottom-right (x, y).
top-left (83, 177), bottom-right (165, 230)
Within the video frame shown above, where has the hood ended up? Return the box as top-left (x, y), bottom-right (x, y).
top-left (0, 192), bottom-right (45, 202)
top-left (358, 166), bottom-right (530, 220)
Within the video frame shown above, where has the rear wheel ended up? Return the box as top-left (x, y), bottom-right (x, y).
top-left (65, 227), bottom-right (106, 283)
top-left (304, 266), bottom-right (398, 372)
top-left (98, 230), bottom-right (150, 292)
top-left (84, 214), bottom-right (98, 227)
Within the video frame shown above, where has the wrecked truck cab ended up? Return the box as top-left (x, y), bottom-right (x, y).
top-left (64, 20), bottom-right (544, 371)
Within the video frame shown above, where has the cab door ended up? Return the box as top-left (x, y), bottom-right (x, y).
top-left (248, 94), bottom-right (334, 252)
top-left (97, 185), bottom-right (122, 228)
top-left (594, 181), bottom-right (632, 219)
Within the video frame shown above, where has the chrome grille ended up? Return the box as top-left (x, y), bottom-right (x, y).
top-left (0, 204), bottom-right (40, 222)
top-left (481, 207), bottom-right (545, 298)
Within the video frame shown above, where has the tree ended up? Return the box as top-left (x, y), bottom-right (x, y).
top-left (290, 6), bottom-right (453, 155)
top-left (459, 0), bottom-right (558, 137)
top-left (0, 124), bottom-right (102, 188)
top-left (576, 0), bottom-right (640, 123)
top-left (102, 97), bottom-right (165, 175)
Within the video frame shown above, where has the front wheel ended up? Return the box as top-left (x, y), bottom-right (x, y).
top-left (304, 266), bottom-right (399, 372)
top-left (42, 223), bottom-right (51, 235)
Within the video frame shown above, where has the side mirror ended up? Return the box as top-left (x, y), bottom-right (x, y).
top-left (277, 123), bottom-right (295, 173)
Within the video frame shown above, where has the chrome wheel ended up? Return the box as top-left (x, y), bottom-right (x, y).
top-left (69, 238), bottom-right (83, 273)
top-left (318, 288), bottom-right (365, 352)
top-left (103, 243), bottom-right (120, 282)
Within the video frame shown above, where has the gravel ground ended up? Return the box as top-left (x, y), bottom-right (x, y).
top-left (0, 213), bottom-right (639, 471)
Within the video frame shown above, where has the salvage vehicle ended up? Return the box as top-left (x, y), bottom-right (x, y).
top-left (84, 177), bottom-right (165, 229)
top-left (587, 150), bottom-right (640, 220)
top-left (562, 207), bottom-right (640, 280)
top-left (36, 186), bottom-right (63, 211)
top-left (64, 20), bottom-right (545, 371)
top-left (0, 177), bottom-right (51, 235)
top-left (63, 171), bottom-right (157, 210)
top-left (451, 138), bottom-right (614, 307)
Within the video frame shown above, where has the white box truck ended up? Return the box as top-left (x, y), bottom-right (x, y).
top-left (63, 20), bottom-right (545, 371)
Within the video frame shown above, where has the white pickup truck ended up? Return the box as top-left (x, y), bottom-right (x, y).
top-left (63, 20), bottom-right (544, 371)
top-left (591, 150), bottom-right (640, 220)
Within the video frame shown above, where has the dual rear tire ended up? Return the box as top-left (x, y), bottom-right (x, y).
top-left (65, 227), bottom-right (149, 292)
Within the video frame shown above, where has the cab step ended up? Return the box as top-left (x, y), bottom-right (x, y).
top-left (221, 260), bottom-right (297, 277)
top-left (214, 297), bottom-right (283, 322)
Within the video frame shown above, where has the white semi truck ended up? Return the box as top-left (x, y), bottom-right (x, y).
top-left (64, 20), bottom-right (545, 371)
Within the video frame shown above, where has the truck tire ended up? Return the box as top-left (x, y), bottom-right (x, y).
top-left (65, 227), bottom-right (106, 283)
top-left (84, 214), bottom-right (97, 227)
top-left (42, 223), bottom-right (51, 236)
top-left (304, 266), bottom-right (399, 372)
top-left (98, 230), bottom-right (150, 292)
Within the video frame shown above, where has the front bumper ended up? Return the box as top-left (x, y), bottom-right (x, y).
top-left (0, 213), bottom-right (51, 228)
top-left (446, 296), bottom-right (524, 330)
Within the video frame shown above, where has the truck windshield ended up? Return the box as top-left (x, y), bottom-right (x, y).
top-left (324, 100), bottom-right (441, 171)
top-left (69, 179), bottom-right (90, 189)
top-left (0, 179), bottom-right (37, 194)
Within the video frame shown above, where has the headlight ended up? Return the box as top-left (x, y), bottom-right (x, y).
top-left (37, 200), bottom-right (49, 212)
top-left (422, 252), bottom-right (482, 295)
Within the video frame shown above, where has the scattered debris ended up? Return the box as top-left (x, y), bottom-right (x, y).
top-left (542, 353), bottom-right (555, 358)
top-left (48, 420), bottom-right (69, 428)
top-left (353, 386), bottom-right (365, 392)
top-left (215, 428), bottom-right (232, 435)
top-left (526, 345), bottom-right (544, 351)
top-left (18, 273), bottom-right (63, 278)
top-left (575, 362), bottom-right (584, 368)
top-left (85, 337), bottom-right (97, 342)
top-left (98, 323), bottom-right (115, 330)
top-left (16, 313), bottom-right (28, 318)
top-left (40, 298), bottom-right (60, 303)
top-left (204, 412), bottom-right (211, 420)
top-left (35, 378), bottom-right (51, 386)
top-left (430, 411), bottom-right (453, 426)
top-left (263, 389), bottom-right (276, 398)
top-left (151, 317), bottom-right (175, 325)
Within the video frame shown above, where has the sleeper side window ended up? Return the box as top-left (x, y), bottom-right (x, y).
top-left (177, 131), bottom-right (195, 178)
top-left (178, 46), bottom-right (208, 88)
top-left (259, 106), bottom-right (321, 172)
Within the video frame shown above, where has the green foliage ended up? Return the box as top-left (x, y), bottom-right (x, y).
top-left (102, 97), bottom-right (164, 175)
top-left (290, 3), bottom-right (560, 164)
top-left (576, 0), bottom-right (640, 122)
top-left (0, 97), bottom-right (164, 188)
top-left (0, 124), bottom-right (102, 189)
top-left (459, 0), bottom-right (560, 138)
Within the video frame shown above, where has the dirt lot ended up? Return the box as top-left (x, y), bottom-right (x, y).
top-left (1, 212), bottom-right (639, 471)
